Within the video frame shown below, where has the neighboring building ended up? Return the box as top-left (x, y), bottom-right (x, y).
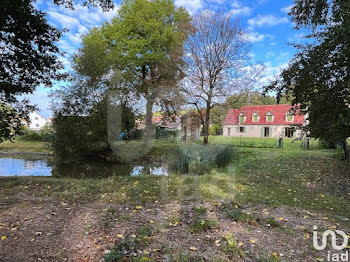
top-left (223, 104), bottom-right (305, 138)
top-left (136, 114), bottom-right (182, 130)
top-left (153, 115), bottom-right (181, 131)
top-left (181, 111), bottom-right (201, 141)
top-left (24, 111), bottom-right (50, 131)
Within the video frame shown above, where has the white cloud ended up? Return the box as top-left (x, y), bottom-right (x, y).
top-left (247, 32), bottom-right (265, 43)
top-left (47, 11), bottom-right (80, 29)
top-left (257, 61), bottom-right (289, 86)
top-left (281, 4), bottom-right (293, 13)
top-left (248, 14), bottom-right (288, 29)
top-left (230, 6), bottom-right (251, 16)
top-left (66, 32), bottom-right (82, 44)
top-left (231, 0), bottom-right (240, 8)
top-left (174, 0), bottom-right (203, 14)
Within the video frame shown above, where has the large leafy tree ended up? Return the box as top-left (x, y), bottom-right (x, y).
top-left (265, 0), bottom-right (350, 154)
top-left (0, 0), bottom-right (114, 142)
top-left (76, 0), bottom-right (191, 136)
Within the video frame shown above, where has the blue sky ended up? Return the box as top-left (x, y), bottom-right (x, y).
top-left (28, 0), bottom-right (301, 118)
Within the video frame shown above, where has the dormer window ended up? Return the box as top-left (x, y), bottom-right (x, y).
top-left (286, 113), bottom-right (294, 122)
top-left (266, 111), bottom-right (274, 122)
top-left (239, 113), bottom-right (245, 124)
top-left (252, 112), bottom-right (259, 122)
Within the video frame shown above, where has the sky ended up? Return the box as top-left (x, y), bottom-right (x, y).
top-left (27, 0), bottom-right (302, 118)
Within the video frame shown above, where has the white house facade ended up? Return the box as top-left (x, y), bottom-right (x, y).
top-left (223, 105), bottom-right (305, 138)
top-left (25, 111), bottom-right (50, 131)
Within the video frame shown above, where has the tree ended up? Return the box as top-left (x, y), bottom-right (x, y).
top-left (52, 78), bottom-right (135, 161)
top-left (0, 0), bottom-right (114, 142)
top-left (183, 10), bottom-right (263, 144)
top-left (76, 0), bottom-right (191, 137)
top-left (265, 0), bottom-right (350, 156)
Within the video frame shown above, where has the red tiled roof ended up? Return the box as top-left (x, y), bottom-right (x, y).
top-left (223, 104), bottom-right (304, 125)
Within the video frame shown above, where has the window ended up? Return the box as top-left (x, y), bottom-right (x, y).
top-left (264, 127), bottom-right (270, 137)
top-left (240, 127), bottom-right (244, 133)
top-left (286, 114), bottom-right (293, 122)
top-left (266, 112), bottom-right (273, 122)
top-left (228, 127), bottom-right (231, 136)
top-left (285, 127), bottom-right (293, 138)
top-left (36, 124), bottom-right (39, 127)
top-left (35, 117), bottom-right (39, 120)
top-left (239, 113), bottom-right (245, 124)
top-left (252, 113), bottom-right (259, 122)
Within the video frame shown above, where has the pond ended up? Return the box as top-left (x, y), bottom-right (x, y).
top-left (0, 156), bottom-right (168, 177)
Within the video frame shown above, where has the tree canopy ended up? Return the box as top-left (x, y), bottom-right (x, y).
top-left (265, 0), bottom-right (350, 148)
top-left (76, 0), bottom-right (191, 135)
top-left (0, 0), bottom-right (115, 142)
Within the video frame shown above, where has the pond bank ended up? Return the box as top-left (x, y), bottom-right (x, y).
top-left (0, 141), bottom-right (52, 155)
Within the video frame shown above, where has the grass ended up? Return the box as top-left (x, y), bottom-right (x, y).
top-left (191, 218), bottom-right (218, 233)
top-left (0, 140), bottom-right (52, 154)
top-left (1, 138), bottom-right (349, 220)
top-left (207, 136), bottom-right (322, 150)
top-left (1, 137), bottom-right (350, 261)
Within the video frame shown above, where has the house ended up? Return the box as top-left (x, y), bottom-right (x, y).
top-left (181, 111), bottom-right (201, 140)
top-left (23, 111), bottom-right (50, 131)
top-left (152, 115), bottom-right (181, 131)
top-left (223, 104), bottom-right (305, 138)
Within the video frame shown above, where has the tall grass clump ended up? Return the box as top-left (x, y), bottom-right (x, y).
top-left (169, 144), bottom-right (234, 174)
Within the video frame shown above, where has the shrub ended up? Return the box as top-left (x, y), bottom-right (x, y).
top-left (17, 125), bottom-right (54, 142)
top-left (169, 144), bottom-right (234, 174)
top-left (18, 129), bottom-right (42, 141)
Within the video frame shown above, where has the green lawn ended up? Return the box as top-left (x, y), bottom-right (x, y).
top-left (206, 135), bottom-right (322, 150)
top-left (0, 139), bottom-right (349, 261)
top-left (0, 140), bottom-right (52, 154)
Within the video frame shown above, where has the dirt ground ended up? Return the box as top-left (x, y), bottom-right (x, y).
top-left (1, 190), bottom-right (347, 262)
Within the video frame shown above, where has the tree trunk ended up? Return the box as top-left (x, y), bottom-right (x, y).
top-left (342, 138), bottom-right (349, 161)
top-left (203, 105), bottom-right (211, 145)
top-left (145, 96), bottom-right (155, 138)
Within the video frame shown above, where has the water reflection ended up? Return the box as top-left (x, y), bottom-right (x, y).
top-left (0, 156), bottom-right (168, 178)
top-left (0, 157), bottom-right (51, 176)
top-left (130, 166), bottom-right (168, 176)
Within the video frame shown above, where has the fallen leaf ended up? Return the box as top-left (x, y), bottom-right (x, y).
top-left (117, 234), bottom-right (124, 238)
top-left (189, 247), bottom-right (197, 251)
top-left (250, 239), bottom-right (256, 244)
top-left (135, 206), bottom-right (142, 209)
top-left (272, 252), bottom-right (279, 259)
top-left (1, 236), bottom-right (6, 240)
top-left (238, 242), bottom-right (244, 246)
top-left (149, 220), bottom-right (154, 224)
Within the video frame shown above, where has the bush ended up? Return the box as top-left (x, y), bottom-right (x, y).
top-left (209, 125), bottom-right (223, 135)
top-left (17, 125), bottom-right (54, 142)
top-left (169, 144), bottom-right (234, 174)
top-left (18, 129), bottom-right (42, 141)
